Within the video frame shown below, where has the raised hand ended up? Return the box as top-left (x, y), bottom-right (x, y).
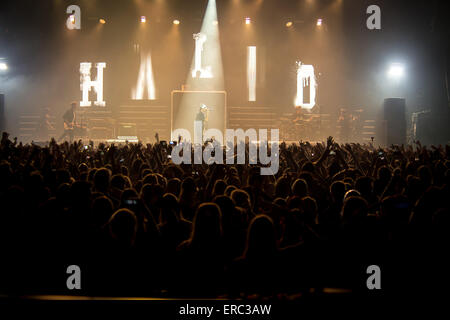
top-left (326, 136), bottom-right (334, 149)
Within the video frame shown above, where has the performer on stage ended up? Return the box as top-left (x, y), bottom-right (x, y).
top-left (195, 104), bottom-right (209, 133)
top-left (58, 101), bottom-right (77, 142)
top-left (39, 106), bottom-right (54, 140)
top-left (293, 107), bottom-right (305, 124)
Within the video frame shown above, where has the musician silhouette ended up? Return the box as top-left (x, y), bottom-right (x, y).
top-left (195, 104), bottom-right (209, 133)
top-left (58, 101), bottom-right (77, 142)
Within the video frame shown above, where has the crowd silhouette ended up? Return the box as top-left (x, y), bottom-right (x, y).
top-left (0, 131), bottom-right (449, 298)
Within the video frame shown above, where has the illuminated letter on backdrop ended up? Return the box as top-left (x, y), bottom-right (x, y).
top-left (247, 46), bottom-right (257, 101)
top-left (295, 61), bottom-right (316, 109)
top-left (132, 52), bottom-right (156, 100)
top-left (192, 33), bottom-right (213, 79)
top-left (80, 62), bottom-right (106, 107)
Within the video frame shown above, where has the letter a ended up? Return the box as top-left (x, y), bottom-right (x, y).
top-left (366, 265), bottom-right (381, 290)
top-left (66, 5), bottom-right (81, 30)
top-left (66, 265), bottom-right (81, 290)
top-left (366, 5), bottom-right (381, 30)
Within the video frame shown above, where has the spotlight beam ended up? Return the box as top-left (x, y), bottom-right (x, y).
top-left (189, 0), bottom-right (224, 86)
top-left (174, 0), bottom-right (225, 141)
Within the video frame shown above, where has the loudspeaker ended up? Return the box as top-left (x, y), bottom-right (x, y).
top-left (415, 111), bottom-right (432, 145)
top-left (118, 123), bottom-right (137, 138)
top-left (0, 94), bottom-right (4, 132)
top-left (383, 98), bottom-right (406, 145)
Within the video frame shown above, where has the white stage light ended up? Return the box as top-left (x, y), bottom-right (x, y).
top-left (247, 46), bottom-right (257, 101)
top-left (132, 52), bottom-right (156, 100)
top-left (388, 63), bottom-right (405, 79)
top-left (286, 21), bottom-right (293, 28)
top-left (245, 17), bottom-right (251, 25)
top-left (140, 16), bottom-right (146, 23)
top-left (317, 18), bottom-right (322, 26)
top-left (173, 19), bottom-right (180, 25)
top-left (0, 63), bottom-right (7, 71)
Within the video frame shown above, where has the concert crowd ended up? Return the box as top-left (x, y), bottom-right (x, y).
top-left (0, 131), bottom-right (449, 298)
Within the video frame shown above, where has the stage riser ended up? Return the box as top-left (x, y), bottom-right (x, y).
top-left (17, 104), bottom-right (378, 144)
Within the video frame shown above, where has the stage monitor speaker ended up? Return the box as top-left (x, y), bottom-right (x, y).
top-left (118, 123), bottom-right (137, 138)
top-left (0, 94), bottom-right (4, 132)
top-left (383, 98), bottom-right (406, 146)
top-left (171, 90), bottom-right (227, 142)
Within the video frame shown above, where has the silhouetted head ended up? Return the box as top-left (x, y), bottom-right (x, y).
top-left (111, 174), bottom-right (126, 191)
top-left (377, 166), bottom-right (392, 183)
top-left (341, 196), bottom-right (368, 224)
top-left (355, 176), bottom-right (373, 197)
top-left (405, 175), bottom-right (423, 203)
top-left (94, 168), bottom-right (110, 193)
top-left (231, 189), bottom-right (251, 210)
top-left (301, 196), bottom-right (318, 225)
top-left (301, 161), bottom-right (314, 173)
top-left (380, 195), bottom-right (411, 226)
top-left (244, 215), bottom-right (277, 260)
top-left (275, 176), bottom-right (291, 198)
top-left (121, 188), bottom-right (139, 202)
top-left (190, 203), bottom-right (222, 249)
top-left (224, 184), bottom-right (237, 196)
top-left (167, 178), bottom-right (181, 197)
top-left (291, 178), bottom-right (308, 198)
top-left (213, 195), bottom-right (235, 235)
top-left (70, 180), bottom-right (91, 209)
top-left (343, 189), bottom-right (361, 202)
top-left (330, 180), bottom-right (345, 203)
top-left (78, 162), bottom-right (88, 173)
top-left (159, 193), bottom-right (180, 224)
top-left (92, 196), bottom-right (114, 228)
top-left (273, 197), bottom-right (287, 208)
top-left (418, 165), bottom-right (432, 187)
top-left (143, 173), bottom-right (159, 186)
top-left (212, 179), bottom-right (227, 196)
top-left (213, 195), bottom-right (234, 217)
top-left (108, 208), bottom-right (138, 248)
top-left (180, 177), bottom-right (196, 199)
